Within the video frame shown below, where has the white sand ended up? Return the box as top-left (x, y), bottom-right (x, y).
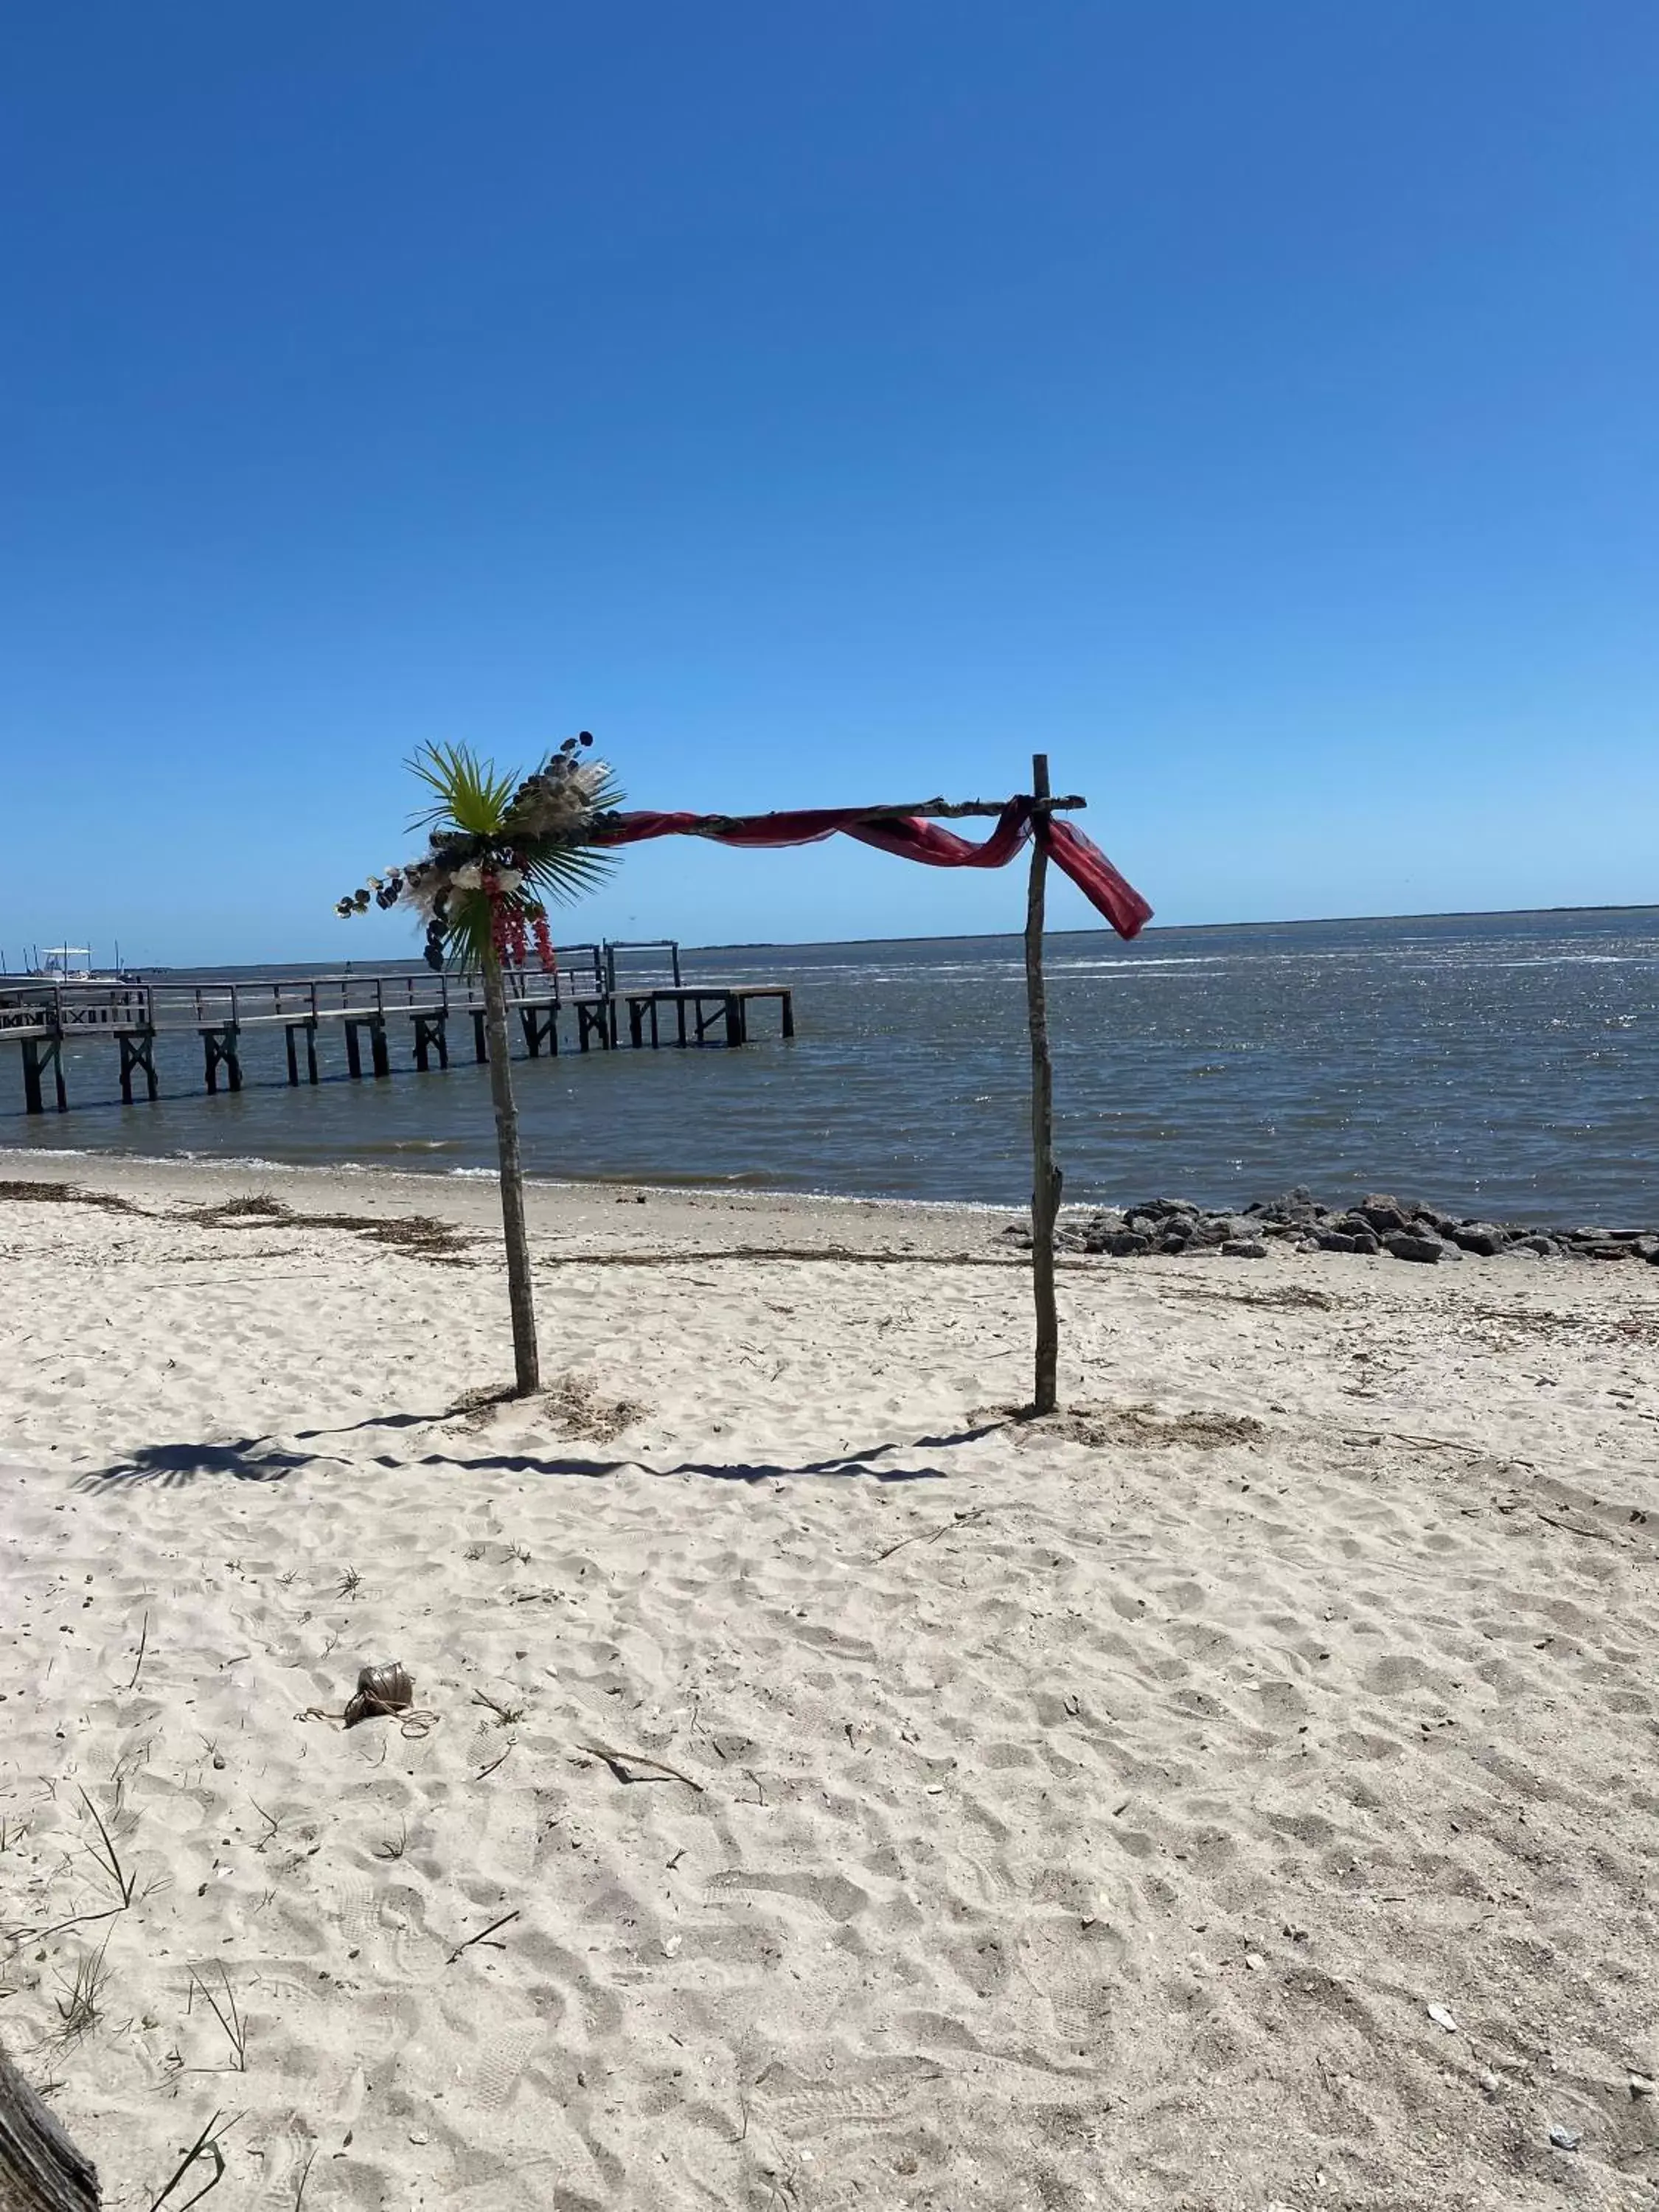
top-left (1, 1152), bottom-right (1657, 2211)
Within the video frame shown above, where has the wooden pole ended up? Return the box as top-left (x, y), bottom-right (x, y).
top-left (588, 796), bottom-right (1086, 842)
top-left (481, 945), bottom-right (541, 1397)
top-left (1024, 752), bottom-right (1061, 1415)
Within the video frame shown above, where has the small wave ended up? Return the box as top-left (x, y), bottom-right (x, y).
top-left (1054, 956), bottom-right (1228, 973)
top-left (1472, 955), bottom-right (1648, 968)
top-left (346, 1136), bottom-right (462, 1155)
top-left (169, 1149), bottom-right (295, 1171)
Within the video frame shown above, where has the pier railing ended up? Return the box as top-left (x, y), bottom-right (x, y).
top-left (0, 965), bottom-right (592, 1033)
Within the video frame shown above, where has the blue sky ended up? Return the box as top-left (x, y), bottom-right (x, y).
top-left (3, 2), bottom-right (1655, 966)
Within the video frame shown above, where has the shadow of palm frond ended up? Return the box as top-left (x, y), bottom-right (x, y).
top-left (75, 1438), bottom-right (316, 1489)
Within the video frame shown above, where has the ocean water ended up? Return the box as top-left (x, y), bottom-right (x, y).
top-left (4, 908), bottom-right (1657, 1225)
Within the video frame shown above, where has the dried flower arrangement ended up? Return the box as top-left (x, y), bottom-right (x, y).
top-left (335, 733), bottom-right (622, 973)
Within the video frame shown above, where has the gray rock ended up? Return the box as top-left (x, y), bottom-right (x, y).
top-left (1222, 1239), bottom-right (1268, 1259)
top-left (1448, 1223), bottom-right (1509, 1256)
top-left (1184, 1217), bottom-right (1230, 1248)
top-left (1358, 1194), bottom-right (1411, 1234)
top-left (1251, 1187), bottom-right (1322, 1225)
top-left (1056, 1196), bottom-right (1656, 1267)
top-left (1384, 1232), bottom-right (1445, 1264)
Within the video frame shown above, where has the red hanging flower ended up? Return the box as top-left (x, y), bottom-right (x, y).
top-left (530, 910), bottom-right (557, 977)
top-left (483, 873), bottom-right (521, 970)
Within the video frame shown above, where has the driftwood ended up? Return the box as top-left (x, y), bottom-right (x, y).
top-left (0, 2037), bottom-right (100, 2211)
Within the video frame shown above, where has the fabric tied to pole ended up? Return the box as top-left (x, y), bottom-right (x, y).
top-left (594, 798), bottom-right (1152, 940)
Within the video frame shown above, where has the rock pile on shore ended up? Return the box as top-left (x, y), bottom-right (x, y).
top-left (1002, 1189), bottom-right (1659, 1265)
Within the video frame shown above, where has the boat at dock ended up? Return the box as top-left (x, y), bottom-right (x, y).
top-left (4, 945), bottom-right (142, 985)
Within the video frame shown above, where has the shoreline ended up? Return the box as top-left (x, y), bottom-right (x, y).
top-left (5, 1137), bottom-right (1655, 1243)
top-left (0, 1142), bottom-right (1009, 1243)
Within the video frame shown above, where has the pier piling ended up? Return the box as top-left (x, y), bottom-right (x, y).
top-left (284, 1020), bottom-right (320, 1085)
top-left (518, 1005), bottom-right (557, 1058)
top-left (116, 1028), bottom-right (158, 1105)
top-left (343, 1014), bottom-right (391, 1079)
top-left (412, 1010), bottom-right (449, 1072)
top-left (21, 1033), bottom-right (66, 1115)
top-left (200, 1024), bottom-right (242, 1095)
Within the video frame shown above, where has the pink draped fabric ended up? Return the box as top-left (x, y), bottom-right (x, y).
top-left (594, 799), bottom-right (1152, 940)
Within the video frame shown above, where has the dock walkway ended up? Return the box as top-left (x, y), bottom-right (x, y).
top-left (0, 941), bottom-right (793, 1115)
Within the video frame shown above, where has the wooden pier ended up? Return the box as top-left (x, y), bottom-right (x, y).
top-left (0, 941), bottom-right (793, 1116)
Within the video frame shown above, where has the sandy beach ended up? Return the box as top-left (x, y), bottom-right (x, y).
top-left (1, 1151), bottom-right (1657, 2211)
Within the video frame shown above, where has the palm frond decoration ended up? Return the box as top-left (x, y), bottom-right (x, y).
top-left (336, 731), bottom-right (622, 976)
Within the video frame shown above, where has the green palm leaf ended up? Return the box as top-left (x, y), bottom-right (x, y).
top-left (437, 891), bottom-right (498, 973)
top-left (517, 844), bottom-right (618, 902)
top-left (407, 741), bottom-right (518, 838)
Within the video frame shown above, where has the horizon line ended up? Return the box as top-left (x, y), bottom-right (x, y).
top-left (6, 898), bottom-right (1653, 976)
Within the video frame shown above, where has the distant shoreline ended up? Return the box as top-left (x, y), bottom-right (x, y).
top-left (688, 900), bottom-right (1659, 953)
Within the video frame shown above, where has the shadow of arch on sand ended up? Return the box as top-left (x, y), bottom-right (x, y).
top-left (71, 1422), bottom-right (1001, 1492)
